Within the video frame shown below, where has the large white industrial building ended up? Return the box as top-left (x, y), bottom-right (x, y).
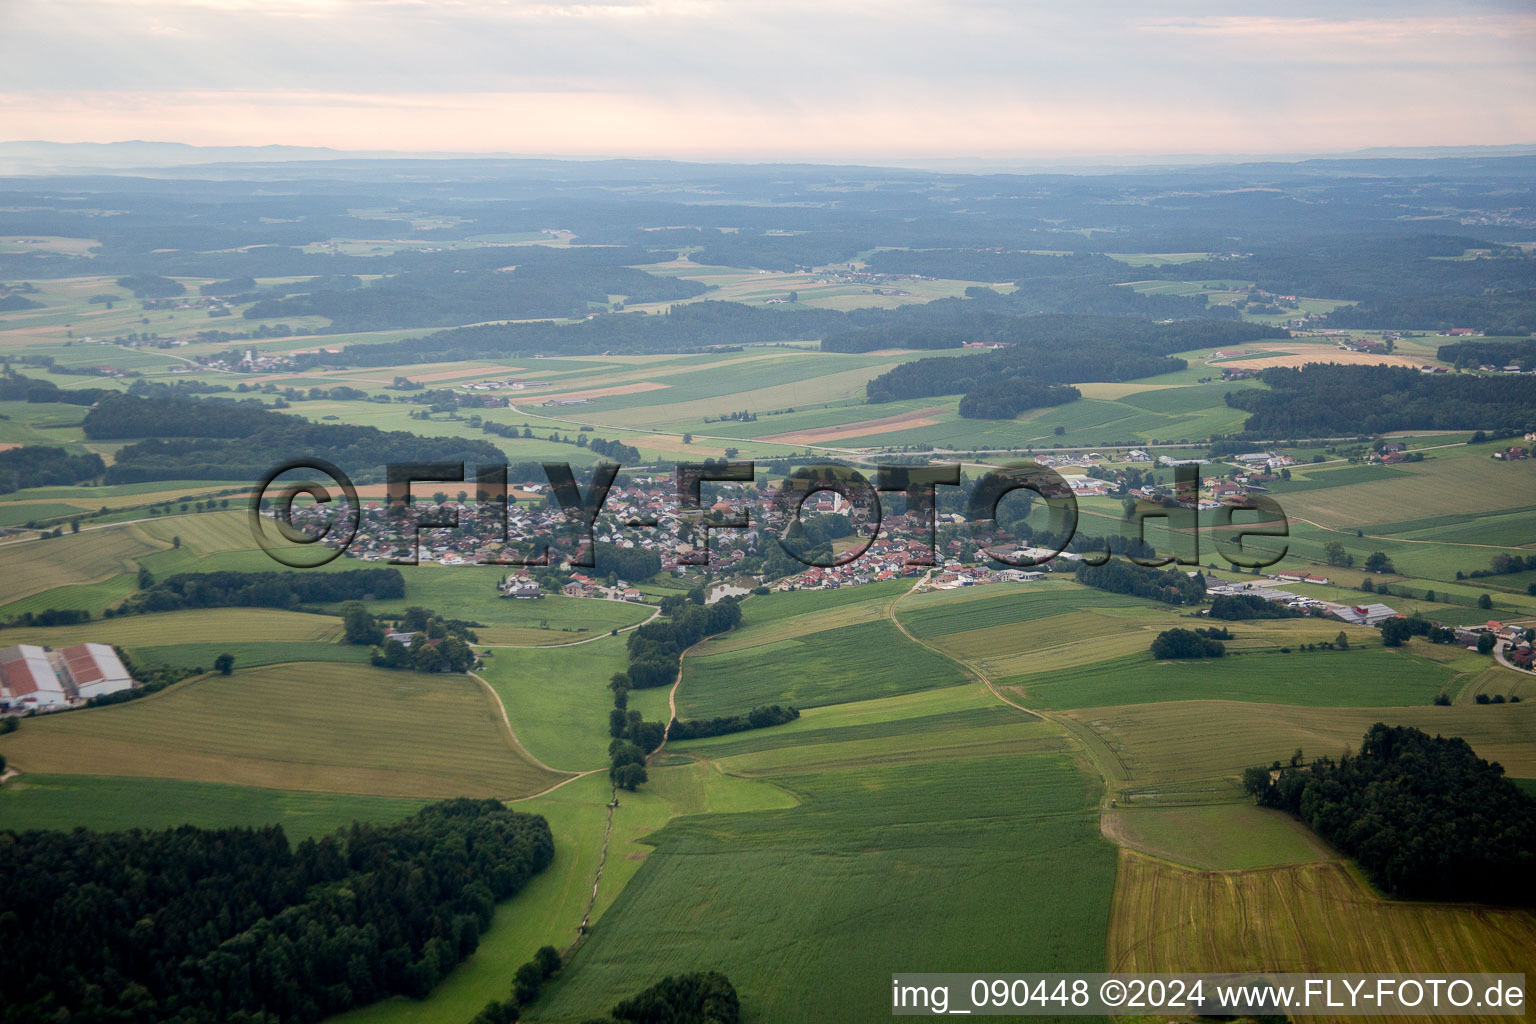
top-left (0, 643), bottom-right (134, 711)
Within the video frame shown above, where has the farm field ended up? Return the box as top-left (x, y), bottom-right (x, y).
top-left (528, 748), bottom-right (1116, 1023)
top-left (1013, 645), bottom-right (1457, 711)
top-left (1102, 802), bottom-right (1340, 871)
top-left (675, 616), bottom-right (968, 719)
top-left (1109, 852), bottom-right (1536, 1024)
top-left (1063, 698), bottom-right (1536, 805)
top-left (0, 773), bottom-right (429, 841)
top-left (0, 662), bottom-right (565, 798)
top-left (475, 637), bottom-right (634, 772)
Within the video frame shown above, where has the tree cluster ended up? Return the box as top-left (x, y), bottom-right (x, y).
top-left (667, 704), bottom-right (800, 741)
top-left (580, 971), bottom-right (741, 1024)
top-left (1208, 593), bottom-right (1308, 620)
top-left (1242, 725), bottom-right (1536, 903)
top-left (1150, 627), bottom-right (1227, 659)
top-left (83, 394), bottom-right (504, 484)
top-left (1070, 559), bottom-right (1207, 606)
top-left (0, 799), bottom-right (555, 1023)
top-left (119, 568), bottom-right (405, 615)
top-left (0, 446), bottom-right (104, 494)
top-left (1226, 364), bottom-right (1536, 436)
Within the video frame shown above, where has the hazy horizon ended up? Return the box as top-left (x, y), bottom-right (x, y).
top-left (3, 1), bottom-right (1533, 160)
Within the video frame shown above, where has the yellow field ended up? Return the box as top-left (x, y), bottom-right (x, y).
top-left (926, 608), bottom-right (1167, 678)
top-left (0, 662), bottom-right (563, 798)
top-left (1109, 851), bottom-right (1536, 1024)
top-left (0, 523), bottom-right (168, 604)
top-left (759, 406), bottom-right (949, 444)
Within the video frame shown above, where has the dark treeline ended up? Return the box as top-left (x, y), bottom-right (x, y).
top-left (581, 971), bottom-right (741, 1024)
top-left (606, 591), bottom-right (744, 790)
top-left (1071, 559), bottom-right (1207, 605)
top-left (667, 704), bottom-right (799, 741)
top-left (294, 302), bottom-right (850, 366)
top-left (1331, 291), bottom-right (1536, 336)
top-left (0, 799), bottom-right (555, 1023)
top-left (862, 250), bottom-right (1239, 320)
top-left (120, 568), bottom-right (405, 614)
top-left (83, 394), bottom-right (504, 483)
top-left (1208, 593), bottom-right (1310, 620)
top-left (1150, 627), bottom-right (1228, 659)
top-left (0, 445), bottom-right (104, 493)
top-left (1244, 725), bottom-right (1536, 904)
top-left (625, 598), bottom-right (744, 690)
top-left (0, 369), bottom-right (106, 407)
top-left (862, 315), bottom-right (1286, 418)
top-left (1226, 364), bottom-right (1536, 435)
top-left (821, 324), bottom-right (970, 353)
top-left (1160, 234), bottom-right (1536, 304)
top-left (245, 262), bottom-right (705, 332)
top-left (1436, 338), bottom-right (1536, 369)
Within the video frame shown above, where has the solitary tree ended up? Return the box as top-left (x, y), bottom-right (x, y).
top-left (1334, 631), bottom-right (1349, 651)
top-left (214, 653), bottom-right (235, 675)
top-left (1478, 592), bottom-right (1494, 610)
top-left (615, 762), bottom-right (647, 790)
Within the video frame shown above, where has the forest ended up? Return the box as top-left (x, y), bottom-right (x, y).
top-left (0, 445), bottom-right (105, 493)
top-left (1071, 558), bottom-right (1208, 605)
top-left (82, 394), bottom-right (504, 483)
top-left (1243, 725), bottom-right (1536, 903)
top-left (0, 799), bottom-right (555, 1023)
top-left (119, 567), bottom-right (405, 614)
top-left (1150, 627), bottom-right (1227, 659)
top-left (244, 262), bottom-right (705, 332)
top-left (862, 315), bottom-right (1285, 417)
top-left (1225, 364), bottom-right (1536, 435)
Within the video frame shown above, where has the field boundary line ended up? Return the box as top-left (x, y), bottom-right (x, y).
top-left (468, 669), bottom-right (582, 783)
top-left (474, 603), bottom-right (660, 649)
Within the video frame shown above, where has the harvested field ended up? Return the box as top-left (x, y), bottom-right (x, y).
top-left (1109, 851), bottom-right (1536, 1024)
top-left (537, 381), bottom-right (669, 402)
top-left (760, 406), bottom-right (949, 444)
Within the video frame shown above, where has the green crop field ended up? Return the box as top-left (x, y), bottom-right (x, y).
top-left (1103, 802), bottom-right (1339, 871)
top-left (529, 748), bottom-right (1116, 1023)
top-left (0, 774), bottom-right (429, 841)
top-left (676, 617), bottom-right (968, 719)
top-left (0, 662), bottom-right (564, 798)
top-left (1015, 645), bottom-right (1456, 711)
top-left (476, 637), bottom-right (635, 772)
top-left (897, 580), bottom-right (1147, 639)
top-left (1063, 699), bottom-right (1536, 805)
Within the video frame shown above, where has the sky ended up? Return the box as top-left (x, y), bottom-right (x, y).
top-left (2, 0), bottom-right (1534, 160)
